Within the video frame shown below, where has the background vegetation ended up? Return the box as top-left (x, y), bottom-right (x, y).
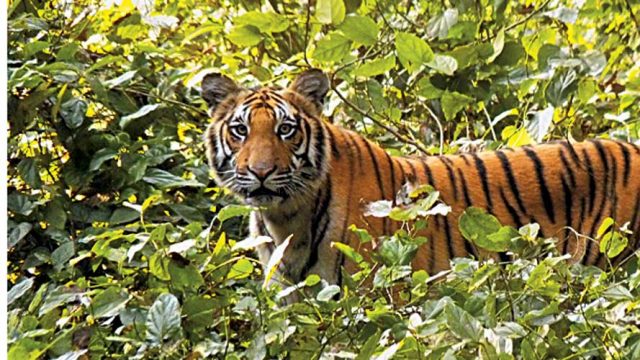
top-left (7, 0), bottom-right (640, 358)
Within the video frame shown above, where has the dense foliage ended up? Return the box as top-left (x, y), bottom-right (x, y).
top-left (7, 0), bottom-right (640, 358)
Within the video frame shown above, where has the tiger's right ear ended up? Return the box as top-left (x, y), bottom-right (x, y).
top-left (201, 74), bottom-right (240, 113)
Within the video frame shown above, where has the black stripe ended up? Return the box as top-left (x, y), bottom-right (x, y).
top-left (559, 149), bottom-right (576, 187)
top-left (457, 168), bottom-right (473, 208)
top-left (313, 118), bottom-right (326, 168)
top-left (584, 141), bottom-right (612, 264)
top-left (495, 151), bottom-right (527, 215)
top-left (499, 188), bottom-right (523, 229)
top-left (443, 216), bottom-right (457, 258)
top-left (629, 193), bottom-right (640, 250)
top-left (395, 158), bottom-right (407, 188)
top-left (303, 117), bottom-right (313, 163)
top-left (302, 182), bottom-right (333, 278)
top-left (362, 140), bottom-right (385, 197)
top-left (561, 175), bottom-right (573, 255)
top-left (345, 132), bottom-right (364, 174)
top-left (460, 154), bottom-right (471, 166)
top-left (362, 140), bottom-right (387, 233)
top-left (615, 142), bottom-right (631, 186)
top-left (384, 151), bottom-right (396, 204)
top-left (523, 148), bottom-right (556, 223)
top-left (406, 160), bottom-right (418, 183)
top-left (327, 127), bottom-right (341, 159)
top-left (421, 160), bottom-right (435, 185)
top-left (438, 156), bottom-right (458, 201)
top-left (472, 154), bottom-right (493, 213)
top-left (582, 148), bottom-right (597, 214)
top-left (560, 141), bottom-right (581, 165)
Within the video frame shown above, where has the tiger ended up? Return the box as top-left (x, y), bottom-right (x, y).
top-left (202, 69), bottom-right (640, 287)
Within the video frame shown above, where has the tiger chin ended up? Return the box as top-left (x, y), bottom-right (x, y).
top-left (202, 69), bottom-right (640, 295)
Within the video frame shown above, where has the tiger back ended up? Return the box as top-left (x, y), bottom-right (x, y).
top-left (202, 70), bottom-right (640, 286)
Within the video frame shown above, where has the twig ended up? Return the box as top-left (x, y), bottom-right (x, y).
top-left (331, 83), bottom-right (430, 155)
top-left (121, 88), bottom-right (207, 116)
top-left (423, 104), bottom-right (444, 155)
top-left (485, 0), bottom-right (552, 40)
top-left (625, 0), bottom-right (640, 32)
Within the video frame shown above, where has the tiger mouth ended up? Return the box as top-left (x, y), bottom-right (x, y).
top-left (247, 187), bottom-right (283, 198)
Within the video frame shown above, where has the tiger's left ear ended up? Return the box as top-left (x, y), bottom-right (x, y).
top-left (289, 69), bottom-right (330, 111)
top-left (202, 73), bottom-right (241, 113)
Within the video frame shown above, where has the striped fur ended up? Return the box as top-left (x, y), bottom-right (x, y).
top-left (203, 71), bottom-right (640, 286)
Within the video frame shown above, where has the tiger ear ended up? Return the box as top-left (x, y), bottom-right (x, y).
top-left (202, 73), bottom-right (240, 112)
top-left (289, 69), bottom-right (330, 111)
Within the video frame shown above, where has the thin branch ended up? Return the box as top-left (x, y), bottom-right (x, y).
top-left (624, 0), bottom-right (640, 33)
top-left (423, 104), bottom-right (444, 155)
top-left (330, 82), bottom-right (430, 155)
top-left (484, 0), bottom-right (552, 41)
top-left (121, 88), bottom-right (208, 116)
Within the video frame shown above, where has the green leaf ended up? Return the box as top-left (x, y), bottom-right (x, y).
top-left (459, 207), bottom-right (511, 252)
top-left (313, 32), bottom-right (351, 62)
top-left (445, 303), bottom-right (483, 341)
top-left (378, 238), bottom-right (418, 266)
top-left (8, 277), bottom-right (34, 306)
top-left (183, 296), bottom-right (215, 329)
top-left (89, 148), bottom-right (118, 171)
top-left (8, 222), bottom-right (33, 249)
top-left (316, 0), bottom-right (346, 25)
top-left (119, 104), bottom-right (161, 128)
top-left (227, 25), bottom-right (262, 46)
top-left (395, 32), bottom-right (434, 73)
top-left (426, 9), bottom-right (458, 39)
top-left (426, 54), bottom-right (458, 75)
top-left (169, 261), bottom-right (205, 291)
top-left (92, 287), bottom-right (130, 318)
top-left (8, 338), bottom-right (43, 360)
top-left (598, 218), bottom-right (628, 258)
top-left (24, 40), bottom-right (50, 57)
top-left (339, 15), bottom-right (378, 46)
top-left (60, 98), bottom-right (87, 129)
top-left (217, 204), bottom-right (253, 222)
top-left (332, 241), bottom-right (364, 265)
top-left (104, 70), bottom-right (137, 89)
top-left (17, 158), bottom-right (41, 187)
top-left (355, 329), bottom-right (381, 360)
top-left (149, 253), bottom-right (170, 281)
top-left (145, 293), bottom-right (182, 346)
top-left (353, 56), bottom-right (395, 77)
top-left (546, 68), bottom-right (578, 107)
top-left (525, 106), bottom-right (554, 143)
top-left (51, 242), bottom-right (75, 271)
top-left (234, 11), bottom-right (289, 33)
top-left (39, 286), bottom-right (83, 317)
top-left (226, 258), bottom-right (254, 280)
top-left (441, 91), bottom-right (473, 120)
top-left (317, 285), bottom-right (340, 301)
top-left (485, 226), bottom-right (519, 252)
top-left (142, 168), bottom-right (204, 188)
top-left (109, 208), bottom-right (140, 225)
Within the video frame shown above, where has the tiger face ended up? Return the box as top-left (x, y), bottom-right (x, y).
top-left (202, 70), bottom-right (331, 207)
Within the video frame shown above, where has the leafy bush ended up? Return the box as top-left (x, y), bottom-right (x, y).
top-left (7, 0), bottom-right (640, 359)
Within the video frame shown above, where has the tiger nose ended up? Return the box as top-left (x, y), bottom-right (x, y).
top-left (248, 163), bottom-right (276, 181)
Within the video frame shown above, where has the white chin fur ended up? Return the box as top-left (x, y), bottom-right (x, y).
top-left (244, 195), bottom-right (285, 207)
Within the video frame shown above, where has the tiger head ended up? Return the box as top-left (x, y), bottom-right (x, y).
top-left (202, 70), bottom-right (331, 207)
